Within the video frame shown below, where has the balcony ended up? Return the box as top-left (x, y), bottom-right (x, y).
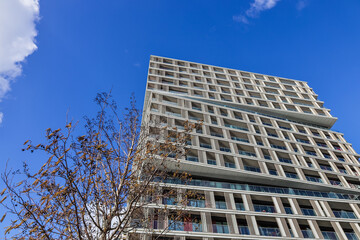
top-left (333, 210), bottom-right (357, 219)
top-left (224, 124), bottom-right (248, 131)
top-left (186, 156), bottom-right (199, 162)
top-left (264, 155), bottom-right (271, 160)
top-left (231, 136), bottom-right (249, 143)
top-left (321, 231), bottom-right (338, 240)
top-left (284, 207), bottom-right (293, 214)
top-left (259, 227), bottom-right (281, 237)
top-left (225, 162), bottom-right (236, 168)
top-left (270, 144), bottom-right (287, 150)
top-left (210, 132), bottom-right (224, 138)
top-left (220, 147), bottom-right (231, 153)
top-left (236, 203), bottom-right (245, 211)
top-left (238, 226), bottom-right (250, 235)
top-left (285, 172), bottom-right (299, 179)
top-left (213, 224), bottom-right (229, 234)
top-left (320, 165), bottom-right (333, 171)
top-left (168, 220), bottom-right (202, 232)
top-left (297, 139), bottom-right (310, 144)
top-left (305, 151), bottom-right (317, 156)
top-left (254, 204), bottom-right (276, 213)
top-left (188, 199), bottom-right (205, 208)
top-left (301, 208), bottom-right (316, 216)
top-left (239, 151), bottom-right (257, 157)
top-left (279, 158), bottom-right (292, 164)
top-left (244, 165), bottom-right (261, 173)
top-left (345, 232), bottom-right (358, 240)
top-left (207, 159), bottom-right (216, 165)
top-left (215, 201), bottom-right (227, 209)
top-left (200, 143), bottom-right (212, 149)
top-left (301, 229), bottom-right (315, 238)
top-left (306, 176), bottom-right (323, 183)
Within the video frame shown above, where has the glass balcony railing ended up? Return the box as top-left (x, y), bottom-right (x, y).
top-left (200, 143), bottom-right (212, 149)
top-left (322, 231), bottom-right (338, 240)
top-left (279, 158), bottom-right (292, 164)
top-left (264, 155), bottom-right (271, 160)
top-left (259, 227), bottom-right (281, 237)
top-left (224, 124), bottom-right (248, 131)
top-left (207, 159), bottom-right (216, 165)
top-left (301, 229), bottom-right (315, 238)
top-left (225, 162), bottom-right (236, 168)
top-left (284, 207), bottom-right (293, 214)
top-left (215, 201), bottom-right (227, 209)
top-left (244, 165), bottom-right (261, 173)
top-left (306, 151), bottom-right (317, 156)
top-left (345, 232), bottom-right (358, 240)
top-left (239, 151), bottom-right (257, 157)
top-left (333, 210), bottom-right (357, 219)
top-left (329, 180), bottom-right (342, 186)
top-left (270, 144), bottom-right (287, 150)
top-left (220, 147), bottom-right (231, 152)
top-left (231, 136), bottom-right (249, 143)
top-left (158, 177), bottom-right (359, 201)
top-left (186, 156), bottom-right (199, 162)
top-left (162, 197), bottom-right (176, 205)
top-left (168, 220), bottom-right (202, 232)
top-left (301, 208), bottom-right (316, 216)
top-left (285, 172), bottom-right (299, 179)
top-left (236, 202), bottom-right (245, 211)
top-left (254, 204), bottom-right (276, 213)
top-left (238, 226), bottom-right (250, 235)
top-left (213, 224), bottom-right (229, 234)
top-left (210, 132), bottom-right (223, 138)
top-left (297, 139), bottom-right (310, 144)
top-left (320, 165), bottom-right (333, 171)
top-left (187, 199), bottom-right (205, 208)
top-left (306, 176), bottom-right (323, 183)
top-left (269, 169), bottom-right (278, 175)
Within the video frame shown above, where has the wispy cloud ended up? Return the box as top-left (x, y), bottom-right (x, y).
top-left (0, 0), bottom-right (39, 123)
top-left (296, 0), bottom-right (308, 11)
top-left (233, 0), bottom-right (280, 24)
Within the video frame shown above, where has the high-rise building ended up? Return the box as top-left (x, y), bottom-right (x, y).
top-left (141, 55), bottom-right (360, 240)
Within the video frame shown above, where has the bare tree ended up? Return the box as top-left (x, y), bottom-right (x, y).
top-left (1, 92), bottom-right (196, 240)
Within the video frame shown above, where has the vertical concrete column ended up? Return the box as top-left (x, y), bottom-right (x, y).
top-left (318, 172), bottom-right (330, 185)
top-left (307, 220), bottom-right (324, 239)
top-left (242, 194), bottom-right (254, 211)
top-left (198, 150), bottom-right (206, 164)
top-left (330, 221), bottom-right (347, 240)
top-left (276, 217), bottom-right (291, 237)
top-left (225, 214), bottom-right (236, 234)
top-left (350, 203), bottom-right (360, 219)
top-left (350, 223), bottom-right (360, 240)
top-left (272, 196), bottom-right (285, 214)
top-left (205, 191), bottom-right (215, 208)
top-left (295, 168), bottom-right (306, 181)
top-left (287, 218), bottom-right (303, 238)
top-left (288, 198), bottom-right (302, 215)
top-left (319, 201), bottom-right (335, 218)
top-left (224, 192), bottom-right (236, 210)
top-left (245, 215), bottom-right (259, 235)
top-left (258, 161), bottom-right (268, 174)
top-left (310, 200), bottom-right (326, 217)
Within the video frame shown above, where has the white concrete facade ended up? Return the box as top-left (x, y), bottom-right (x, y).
top-left (140, 55), bottom-right (360, 240)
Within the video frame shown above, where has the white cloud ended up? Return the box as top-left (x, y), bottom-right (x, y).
top-left (233, 0), bottom-right (280, 24)
top-left (0, 0), bottom-right (39, 123)
top-left (296, 0), bottom-right (307, 11)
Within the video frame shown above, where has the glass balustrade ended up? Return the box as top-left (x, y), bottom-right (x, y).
top-left (239, 151), bottom-right (257, 157)
top-left (157, 177), bottom-right (359, 200)
top-left (236, 203), bottom-right (245, 210)
top-left (254, 204), bottom-right (276, 213)
top-left (213, 223), bottom-right (229, 234)
top-left (322, 231), bottom-right (338, 240)
top-left (225, 162), bottom-right (236, 168)
top-left (187, 199), bottom-right (206, 208)
top-left (238, 226), bottom-right (250, 235)
top-left (345, 232), bottom-right (358, 240)
top-left (168, 220), bottom-right (202, 232)
top-left (244, 165), bottom-right (261, 173)
top-left (259, 227), bottom-right (281, 237)
top-left (301, 208), bottom-right (316, 216)
top-left (301, 229), bottom-right (315, 238)
top-left (333, 210), bottom-right (357, 219)
top-left (215, 201), bottom-right (227, 209)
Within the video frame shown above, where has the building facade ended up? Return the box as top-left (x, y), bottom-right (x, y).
top-left (141, 55), bottom-right (360, 240)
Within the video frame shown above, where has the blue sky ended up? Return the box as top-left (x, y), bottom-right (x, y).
top-left (1, 0), bottom-right (360, 235)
